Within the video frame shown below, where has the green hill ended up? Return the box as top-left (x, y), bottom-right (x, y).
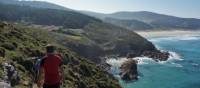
top-left (0, 3), bottom-right (100, 29)
top-left (0, 22), bottom-right (122, 88)
top-left (0, 0), bottom-right (71, 11)
top-left (0, 3), bottom-right (156, 62)
top-left (53, 21), bottom-right (156, 62)
top-left (104, 17), bottom-right (153, 31)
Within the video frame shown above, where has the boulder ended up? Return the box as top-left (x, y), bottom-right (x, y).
top-left (0, 22), bottom-right (7, 28)
top-left (119, 59), bottom-right (138, 81)
top-left (0, 82), bottom-right (11, 88)
top-left (3, 63), bottom-right (20, 87)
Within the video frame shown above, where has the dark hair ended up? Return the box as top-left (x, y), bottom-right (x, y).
top-left (46, 44), bottom-right (56, 53)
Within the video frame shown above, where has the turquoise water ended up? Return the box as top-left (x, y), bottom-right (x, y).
top-left (107, 36), bottom-right (200, 88)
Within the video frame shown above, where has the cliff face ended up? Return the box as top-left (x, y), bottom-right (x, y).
top-left (0, 22), bottom-right (122, 88)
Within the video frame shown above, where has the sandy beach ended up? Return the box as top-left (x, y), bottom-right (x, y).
top-left (136, 30), bottom-right (200, 38)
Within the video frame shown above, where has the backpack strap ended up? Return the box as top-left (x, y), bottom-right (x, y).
top-left (34, 57), bottom-right (46, 83)
top-left (40, 57), bottom-right (47, 67)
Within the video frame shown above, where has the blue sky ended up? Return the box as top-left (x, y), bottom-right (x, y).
top-left (32, 0), bottom-right (200, 18)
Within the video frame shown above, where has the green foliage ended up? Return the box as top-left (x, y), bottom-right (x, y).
top-left (53, 21), bottom-right (156, 61)
top-left (1, 42), bottom-right (16, 50)
top-left (0, 22), bottom-right (122, 88)
top-left (0, 57), bottom-right (6, 80)
top-left (104, 17), bottom-right (153, 31)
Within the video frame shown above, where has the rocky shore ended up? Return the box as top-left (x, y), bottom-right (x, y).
top-left (142, 50), bottom-right (170, 62)
top-left (0, 62), bottom-right (20, 87)
top-left (116, 50), bottom-right (169, 82)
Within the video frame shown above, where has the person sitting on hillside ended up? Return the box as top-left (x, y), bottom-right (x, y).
top-left (37, 44), bottom-right (64, 88)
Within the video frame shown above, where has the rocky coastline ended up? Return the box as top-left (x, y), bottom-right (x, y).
top-left (142, 50), bottom-right (170, 62)
top-left (104, 49), bottom-right (170, 82)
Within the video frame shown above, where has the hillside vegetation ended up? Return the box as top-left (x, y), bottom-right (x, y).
top-left (0, 3), bottom-right (100, 29)
top-left (3, 0), bottom-right (200, 31)
top-left (104, 17), bottom-right (153, 30)
top-left (0, 22), bottom-right (122, 88)
top-left (53, 22), bottom-right (156, 62)
top-left (0, 0), bottom-right (71, 10)
top-left (0, 3), bottom-right (156, 62)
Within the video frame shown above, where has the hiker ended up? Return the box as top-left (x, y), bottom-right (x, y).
top-left (37, 44), bottom-right (64, 88)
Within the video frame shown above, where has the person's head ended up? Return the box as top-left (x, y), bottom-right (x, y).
top-left (46, 44), bottom-right (56, 54)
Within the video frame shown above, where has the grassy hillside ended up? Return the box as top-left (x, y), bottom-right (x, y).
top-left (0, 22), bottom-right (122, 88)
top-left (53, 21), bottom-right (156, 62)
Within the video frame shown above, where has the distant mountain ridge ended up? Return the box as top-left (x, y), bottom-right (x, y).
top-left (0, 0), bottom-right (72, 10)
top-left (0, 3), bottom-right (100, 29)
top-left (2, 0), bottom-right (200, 30)
top-left (81, 11), bottom-right (200, 30)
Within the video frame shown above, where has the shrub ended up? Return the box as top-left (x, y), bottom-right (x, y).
top-left (1, 42), bottom-right (16, 50)
top-left (0, 47), bottom-right (5, 57)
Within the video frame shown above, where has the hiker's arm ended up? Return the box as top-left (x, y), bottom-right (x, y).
top-left (37, 67), bottom-right (44, 87)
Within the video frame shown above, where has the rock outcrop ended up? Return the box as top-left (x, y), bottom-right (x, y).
top-left (0, 82), bottom-right (11, 88)
top-left (142, 50), bottom-right (170, 62)
top-left (119, 59), bottom-right (138, 81)
top-left (2, 62), bottom-right (20, 87)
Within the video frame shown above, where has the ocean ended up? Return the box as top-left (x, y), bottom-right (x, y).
top-left (107, 35), bottom-right (200, 88)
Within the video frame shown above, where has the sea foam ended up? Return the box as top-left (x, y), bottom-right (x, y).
top-left (149, 36), bottom-right (200, 42)
top-left (106, 50), bottom-right (183, 67)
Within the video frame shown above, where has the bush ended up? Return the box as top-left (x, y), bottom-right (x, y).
top-left (0, 57), bottom-right (6, 64)
top-left (0, 47), bottom-right (5, 57)
top-left (1, 42), bottom-right (16, 50)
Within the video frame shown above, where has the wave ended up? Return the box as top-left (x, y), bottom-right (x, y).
top-left (106, 57), bottom-right (128, 67)
top-left (170, 62), bottom-right (183, 68)
top-left (168, 51), bottom-right (183, 61)
top-left (158, 51), bottom-right (183, 64)
top-left (106, 51), bottom-right (183, 67)
top-left (149, 36), bottom-right (200, 42)
top-left (155, 51), bottom-right (183, 68)
top-left (191, 63), bottom-right (199, 67)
